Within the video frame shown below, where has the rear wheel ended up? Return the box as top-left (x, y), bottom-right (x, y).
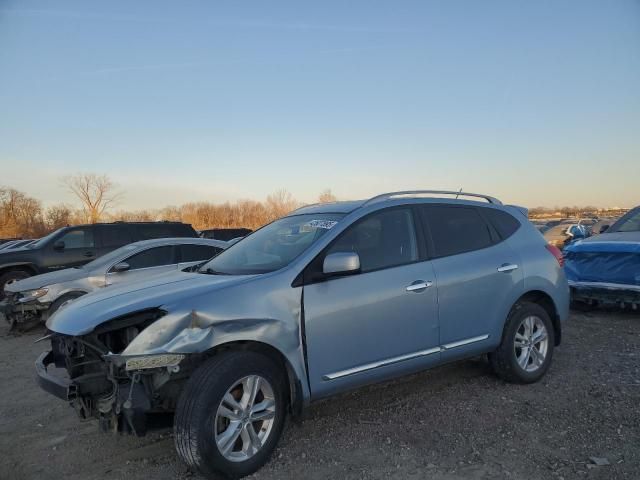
top-left (0, 270), bottom-right (31, 301)
top-left (175, 351), bottom-right (287, 479)
top-left (489, 301), bottom-right (555, 383)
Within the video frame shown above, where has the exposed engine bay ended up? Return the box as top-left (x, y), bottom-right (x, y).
top-left (39, 310), bottom-right (195, 436)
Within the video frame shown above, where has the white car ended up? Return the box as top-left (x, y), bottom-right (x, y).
top-left (2, 237), bottom-right (228, 329)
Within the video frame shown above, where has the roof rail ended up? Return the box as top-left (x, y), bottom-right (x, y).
top-left (362, 190), bottom-right (502, 207)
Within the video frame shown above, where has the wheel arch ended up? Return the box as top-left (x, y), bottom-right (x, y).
top-left (515, 290), bottom-right (562, 346)
top-left (0, 262), bottom-right (38, 276)
top-left (203, 340), bottom-right (305, 417)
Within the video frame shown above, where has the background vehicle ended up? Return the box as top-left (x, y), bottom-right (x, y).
top-left (2, 237), bottom-right (228, 329)
top-left (0, 221), bottom-right (198, 300)
top-left (37, 190), bottom-right (569, 479)
top-left (200, 228), bottom-right (253, 241)
top-left (0, 239), bottom-right (33, 251)
top-left (543, 223), bottom-right (588, 249)
top-left (565, 206), bottom-right (640, 308)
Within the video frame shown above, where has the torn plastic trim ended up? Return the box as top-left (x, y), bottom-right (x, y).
top-left (568, 280), bottom-right (640, 292)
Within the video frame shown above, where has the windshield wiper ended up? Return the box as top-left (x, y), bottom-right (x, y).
top-left (200, 268), bottom-right (230, 275)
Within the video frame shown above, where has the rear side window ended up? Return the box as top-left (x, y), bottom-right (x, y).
top-left (327, 208), bottom-right (419, 272)
top-left (482, 208), bottom-right (521, 239)
top-left (423, 206), bottom-right (493, 258)
top-left (99, 225), bottom-right (133, 248)
top-left (136, 224), bottom-right (175, 240)
top-left (120, 246), bottom-right (175, 271)
top-left (179, 244), bottom-right (222, 262)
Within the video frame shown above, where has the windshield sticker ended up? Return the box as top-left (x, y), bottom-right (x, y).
top-left (305, 220), bottom-right (338, 230)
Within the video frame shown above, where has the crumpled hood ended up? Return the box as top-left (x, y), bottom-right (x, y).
top-left (47, 271), bottom-right (256, 335)
top-left (5, 267), bottom-right (86, 293)
top-left (566, 231), bottom-right (640, 254)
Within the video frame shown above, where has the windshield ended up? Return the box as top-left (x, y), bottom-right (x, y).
top-left (28, 229), bottom-right (62, 249)
top-left (200, 213), bottom-right (344, 275)
top-left (609, 208), bottom-right (640, 233)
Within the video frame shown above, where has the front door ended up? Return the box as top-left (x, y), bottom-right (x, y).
top-left (303, 207), bottom-right (440, 399)
top-left (43, 227), bottom-right (98, 271)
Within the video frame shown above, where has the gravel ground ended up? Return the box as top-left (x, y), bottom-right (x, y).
top-left (1, 309), bottom-right (639, 480)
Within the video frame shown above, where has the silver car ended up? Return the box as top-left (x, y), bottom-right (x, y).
top-left (37, 191), bottom-right (569, 479)
top-left (2, 237), bottom-right (227, 329)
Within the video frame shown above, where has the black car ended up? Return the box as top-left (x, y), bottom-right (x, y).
top-left (199, 227), bottom-right (252, 241)
top-left (0, 221), bottom-right (198, 299)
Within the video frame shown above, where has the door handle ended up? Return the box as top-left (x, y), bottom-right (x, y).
top-left (406, 280), bottom-right (433, 292)
top-left (497, 263), bottom-right (518, 273)
top-left (84, 251), bottom-right (95, 258)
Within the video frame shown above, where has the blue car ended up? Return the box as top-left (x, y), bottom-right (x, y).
top-left (565, 206), bottom-right (640, 308)
top-left (36, 190), bottom-right (569, 479)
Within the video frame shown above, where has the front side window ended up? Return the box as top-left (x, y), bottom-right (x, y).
top-left (58, 229), bottom-right (95, 249)
top-left (610, 208), bottom-right (640, 233)
top-left (180, 244), bottom-right (222, 262)
top-left (326, 208), bottom-right (419, 272)
top-left (117, 246), bottom-right (174, 271)
top-left (201, 213), bottom-right (344, 275)
top-left (424, 206), bottom-right (493, 257)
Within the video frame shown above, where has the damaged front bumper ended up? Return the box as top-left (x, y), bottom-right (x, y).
top-left (1, 294), bottom-right (49, 328)
top-left (36, 327), bottom-right (192, 436)
top-left (35, 350), bottom-right (75, 400)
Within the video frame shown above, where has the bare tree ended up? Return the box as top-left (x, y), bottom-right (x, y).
top-left (63, 173), bottom-right (121, 223)
top-left (45, 203), bottom-right (74, 230)
top-left (265, 189), bottom-right (299, 221)
top-left (318, 189), bottom-right (337, 203)
top-left (0, 187), bottom-right (46, 238)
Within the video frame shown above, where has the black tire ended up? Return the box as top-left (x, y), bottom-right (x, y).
top-left (0, 270), bottom-right (31, 301)
top-left (489, 301), bottom-right (555, 384)
top-left (48, 292), bottom-right (86, 317)
top-left (175, 351), bottom-right (287, 479)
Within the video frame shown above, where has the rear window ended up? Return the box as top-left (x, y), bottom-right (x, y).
top-left (482, 208), bottom-right (521, 239)
top-left (423, 205), bottom-right (493, 258)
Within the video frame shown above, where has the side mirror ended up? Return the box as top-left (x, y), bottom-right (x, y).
top-left (53, 240), bottom-right (65, 251)
top-left (113, 262), bottom-right (130, 273)
top-left (599, 225), bottom-right (610, 233)
top-left (323, 252), bottom-right (360, 276)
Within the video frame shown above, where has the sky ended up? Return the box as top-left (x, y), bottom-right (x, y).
top-left (1, 0), bottom-right (639, 210)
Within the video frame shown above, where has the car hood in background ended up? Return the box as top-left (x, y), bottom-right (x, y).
top-left (46, 270), bottom-right (256, 335)
top-left (5, 267), bottom-right (87, 293)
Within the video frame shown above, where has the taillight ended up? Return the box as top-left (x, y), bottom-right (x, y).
top-left (545, 244), bottom-right (564, 267)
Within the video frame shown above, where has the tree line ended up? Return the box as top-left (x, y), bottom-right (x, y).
top-left (0, 174), bottom-right (338, 239)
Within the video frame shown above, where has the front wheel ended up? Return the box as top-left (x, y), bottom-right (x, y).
top-left (489, 301), bottom-right (555, 383)
top-left (174, 351), bottom-right (287, 479)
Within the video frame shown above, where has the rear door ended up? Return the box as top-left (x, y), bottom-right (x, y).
top-left (95, 224), bottom-right (134, 257)
top-left (105, 245), bottom-right (178, 287)
top-left (420, 204), bottom-right (524, 361)
top-left (303, 207), bottom-right (440, 399)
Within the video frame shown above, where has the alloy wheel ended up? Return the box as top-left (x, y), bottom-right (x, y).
top-left (214, 375), bottom-right (276, 462)
top-left (513, 315), bottom-right (549, 372)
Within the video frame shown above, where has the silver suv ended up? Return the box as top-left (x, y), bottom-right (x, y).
top-left (37, 191), bottom-right (569, 479)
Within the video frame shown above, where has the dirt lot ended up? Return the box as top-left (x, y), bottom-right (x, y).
top-left (1, 309), bottom-right (639, 480)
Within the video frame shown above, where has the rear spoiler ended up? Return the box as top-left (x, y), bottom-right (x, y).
top-left (506, 205), bottom-right (529, 218)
